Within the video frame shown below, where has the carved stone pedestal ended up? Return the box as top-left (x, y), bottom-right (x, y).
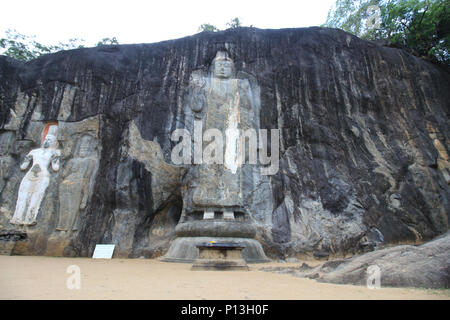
top-left (191, 243), bottom-right (249, 271)
top-left (160, 236), bottom-right (269, 263)
top-left (160, 207), bottom-right (270, 263)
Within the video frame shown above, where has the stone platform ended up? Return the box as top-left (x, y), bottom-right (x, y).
top-left (160, 236), bottom-right (270, 263)
top-left (191, 242), bottom-right (249, 271)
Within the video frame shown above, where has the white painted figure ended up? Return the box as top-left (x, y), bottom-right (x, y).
top-left (10, 128), bottom-right (61, 226)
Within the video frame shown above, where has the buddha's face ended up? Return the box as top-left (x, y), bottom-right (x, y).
top-left (42, 134), bottom-right (57, 149)
top-left (213, 55), bottom-right (233, 79)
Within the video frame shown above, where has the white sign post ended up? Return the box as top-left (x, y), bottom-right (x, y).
top-left (92, 244), bottom-right (115, 259)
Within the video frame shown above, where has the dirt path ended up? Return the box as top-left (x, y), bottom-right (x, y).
top-left (0, 256), bottom-right (448, 300)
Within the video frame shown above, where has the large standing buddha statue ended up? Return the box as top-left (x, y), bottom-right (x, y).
top-left (161, 50), bottom-right (269, 263)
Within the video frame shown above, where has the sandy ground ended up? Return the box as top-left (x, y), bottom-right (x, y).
top-left (0, 255), bottom-right (448, 300)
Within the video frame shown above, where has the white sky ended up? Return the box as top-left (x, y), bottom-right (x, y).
top-left (0, 0), bottom-right (336, 47)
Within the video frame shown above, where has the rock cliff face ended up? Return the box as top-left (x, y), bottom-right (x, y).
top-left (0, 27), bottom-right (449, 259)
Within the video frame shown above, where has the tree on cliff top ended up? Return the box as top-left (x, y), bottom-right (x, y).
top-left (0, 29), bottom-right (120, 61)
top-left (226, 17), bottom-right (243, 29)
top-left (198, 24), bottom-right (219, 32)
top-left (198, 17), bottom-right (252, 32)
top-left (0, 29), bottom-right (85, 61)
top-left (96, 37), bottom-right (119, 46)
top-left (324, 0), bottom-right (450, 66)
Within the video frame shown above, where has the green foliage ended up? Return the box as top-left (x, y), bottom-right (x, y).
top-left (324, 0), bottom-right (450, 66)
top-left (324, 0), bottom-right (385, 38)
top-left (198, 17), bottom-right (253, 33)
top-left (0, 29), bottom-right (86, 61)
top-left (96, 37), bottom-right (119, 46)
top-left (383, 0), bottom-right (449, 63)
top-left (198, 24), bottom-right (219, 32)
top-left (0, 29), bottom-right (120, 61)
top-left (226, 17), bottom-right (242, 29)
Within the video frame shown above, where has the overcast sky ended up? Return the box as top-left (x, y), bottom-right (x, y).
top-left (0, 0), bottom-right (337, 47)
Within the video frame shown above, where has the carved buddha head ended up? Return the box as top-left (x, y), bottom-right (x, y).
top-left (212, 50), bottom-right (234, 79)
top-left (42, 134), bottom-right (58, 149)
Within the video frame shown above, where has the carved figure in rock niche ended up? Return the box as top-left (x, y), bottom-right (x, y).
top-left (10, 126), bottom-right (61, 226)
top-left (57, 134), bottom-right (98, 231)
top-left (0, 132), bottom-right (15, 192)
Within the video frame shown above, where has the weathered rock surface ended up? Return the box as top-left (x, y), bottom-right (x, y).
top-left (262, 231), bottom-right (450, 288)
top-left (0, 27), bottom-right (449, 260)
